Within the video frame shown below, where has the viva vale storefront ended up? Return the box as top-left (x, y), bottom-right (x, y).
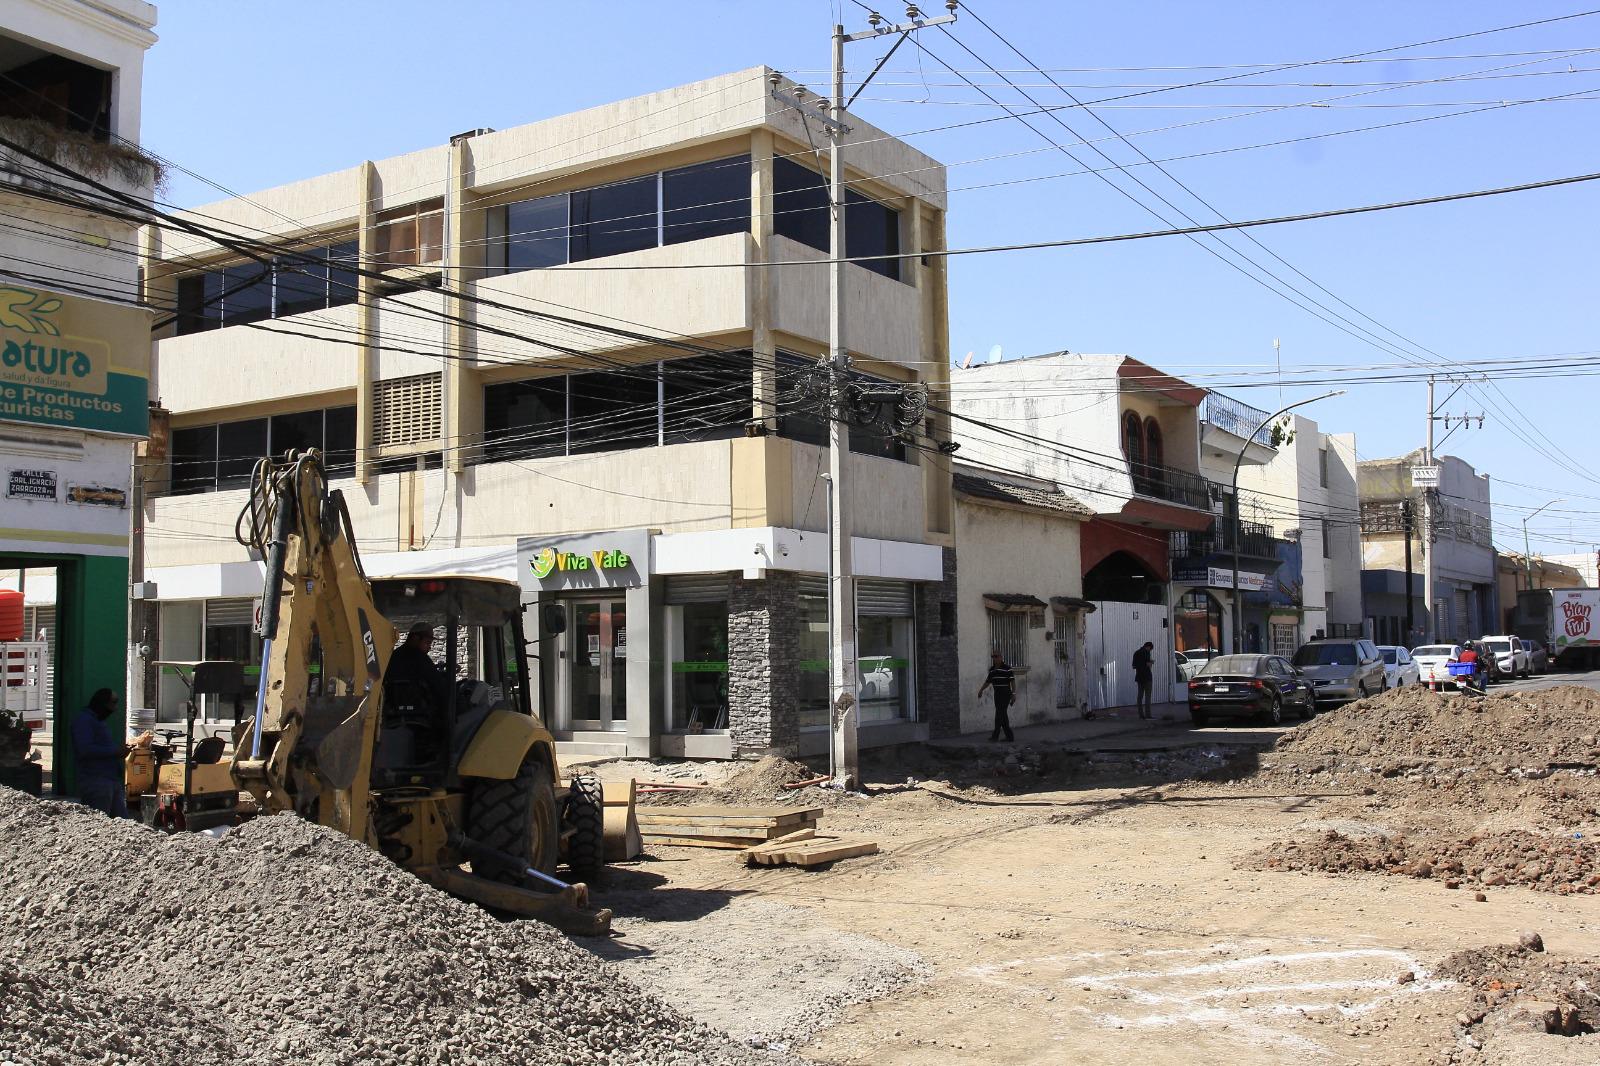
top-left (518, 527), bottom-right (954, 761)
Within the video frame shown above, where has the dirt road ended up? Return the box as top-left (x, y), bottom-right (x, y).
top-left (588, 694), bottom-right (1600, 1064)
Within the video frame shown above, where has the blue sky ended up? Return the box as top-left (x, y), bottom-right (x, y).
top-left (140, 1), bottom-right (1600, 556)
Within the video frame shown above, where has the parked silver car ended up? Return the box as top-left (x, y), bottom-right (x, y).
top-left (1291, 638), bottom-right (1388, 706)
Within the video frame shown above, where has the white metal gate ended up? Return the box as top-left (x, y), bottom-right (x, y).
top-left (1087, 601), bottom-right (1170, 711)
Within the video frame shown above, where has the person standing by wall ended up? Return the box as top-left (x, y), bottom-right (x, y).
top-left (977, 650), bottom-right (1016, 742)
top-left (1132, 641), bottom-right (1155, 719)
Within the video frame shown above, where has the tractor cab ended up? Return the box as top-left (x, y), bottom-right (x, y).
top-left (368, 575), bottom-right (530, 790)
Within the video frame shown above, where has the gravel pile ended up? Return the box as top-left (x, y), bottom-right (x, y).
top-left (1246, 828), bottom-right (1600, 895)
top-left (0, 788), bottom-right (795, 1066)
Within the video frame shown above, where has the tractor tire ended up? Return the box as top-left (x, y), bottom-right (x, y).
top-left (564, 770), bottom-right (606, 881)
top-left (468, 754), bottom-right (559, 884)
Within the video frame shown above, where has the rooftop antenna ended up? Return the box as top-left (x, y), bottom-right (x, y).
top-left (1274, 337), bottom-right (1283, 408)
top-left (987, 343), bottom-right (1003, 364)
top-left (960, 351), bottom-right (974, 369)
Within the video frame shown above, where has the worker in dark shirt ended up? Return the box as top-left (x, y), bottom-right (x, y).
top-left (71, 688), bottom-right (142, 818)
top-left (386, 622), bottom-right (449, 712)
top-left (977, 649), bottom-right (1017, 742)
top-left (1132, 641), bottom-right (1155, 719)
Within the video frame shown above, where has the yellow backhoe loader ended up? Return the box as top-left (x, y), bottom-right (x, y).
top-left (230, 450), bottom-right (612, 935)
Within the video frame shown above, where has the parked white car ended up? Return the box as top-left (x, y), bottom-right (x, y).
top-left (1411, 644), bottom-right (1464, 690)
top-left (1377, 645), bottom-right (1420, 689)
top-left (1481, 635), bottom-right (1530, 679)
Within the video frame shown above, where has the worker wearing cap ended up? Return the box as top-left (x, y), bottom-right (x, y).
top-left (70, 688), bottom-right (146, 818)
top-left (385, 622), bottom-right (450, 711)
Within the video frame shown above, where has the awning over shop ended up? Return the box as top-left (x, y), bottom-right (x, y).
top-left (983, 593), bottom-right (1047, 614)
top-left (1050, 596), bottom-right (1098, 613)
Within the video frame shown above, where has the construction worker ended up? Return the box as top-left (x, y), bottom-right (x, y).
top-left (70, 688), bottom-right (145, 818)
top-left (977, 649), bottom-right (1016, 742)
top-left (386, 622), bottom-right (450, 711)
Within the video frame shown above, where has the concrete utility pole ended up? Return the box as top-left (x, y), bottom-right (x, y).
top-left (1523, 499), bottom-right (1565, 591)
top-left (1402, 498), bottom-right (1415, 645)
top-left (777, 3), bottom-right (957, 789)
top-left (1423, 376), bottom-right (1435, 643)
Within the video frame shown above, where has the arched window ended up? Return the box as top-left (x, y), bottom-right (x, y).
top-left (1122, 411), bottom-right (1143, 467)
top-left (1144, 418), bottom-right (1164, 484)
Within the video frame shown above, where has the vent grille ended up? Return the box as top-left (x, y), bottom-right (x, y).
top-left (373, 373), bottom-right (442, 448)
top-left (205, 599), bottom-right (256, 627)
top-left (665, 575), bottom-right (729, 605)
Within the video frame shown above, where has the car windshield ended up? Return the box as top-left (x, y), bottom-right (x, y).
top-left (1198, 655), bottom-right (1264, 676)
top-left (1486, 639), bottom-right (1512, 653)
top-left (1380, 648), bottom-right (1397, 664)
top-left (1293, 643), bottom-right (1357, 667)
top-left (1414, 645), bottom-right (1455, 657)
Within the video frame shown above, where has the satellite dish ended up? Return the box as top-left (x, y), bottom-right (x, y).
top-left (987, 344), bottom-right (1003, 364)
top-left (960, 351), bottom-right (975, 369)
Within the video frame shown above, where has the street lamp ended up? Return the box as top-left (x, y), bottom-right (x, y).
top-left (1230, 389), bottom-right (1345, 654)
top-left (1522, 499), bottom-right (1564, 591)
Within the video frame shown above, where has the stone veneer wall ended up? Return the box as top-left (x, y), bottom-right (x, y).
top-left (727, 572), bottom-right (800, 758)
top-left (916, 546), bottom-right (960, 738)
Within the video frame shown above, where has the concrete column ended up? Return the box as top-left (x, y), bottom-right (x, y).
top-left (727, 572), bottom-right (799, 757)
top-left (623, 582), bottom-right (655, 758)
top-left (355, 161), bottom-right (378, 485)
top-left (915, 546), bottom-right (960, 738)
top-left (922, 207), bottom-right (953, 538)
top-left (749, 129), bottom-right (778, 433)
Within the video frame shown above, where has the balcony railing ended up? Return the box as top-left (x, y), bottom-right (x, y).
top-left (1171, 521), bottom-right (1285, 562)
top-left (1131, 461), bottom-right (1210, 510)
top-left (1202, 392), bottom-right (1273, 443)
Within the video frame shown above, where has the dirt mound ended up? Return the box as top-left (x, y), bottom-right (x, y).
top-left (640, 756), bottom-right (836, 808)
top-left (1436, 942), bottom-right (1600, 1039)
top-left (0, 789), bottom-right (794, 1066)
top-left (1274, 684), bottom-right (1600, 764)
top-left (1246, 828), bottom-right (1600, 895)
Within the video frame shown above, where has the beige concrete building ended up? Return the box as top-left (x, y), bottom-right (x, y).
top-left (136, 69), bottom-right (958, 759)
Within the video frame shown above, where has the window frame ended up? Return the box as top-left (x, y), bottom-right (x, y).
top-left (987, 609), bottom-right (1028, 671)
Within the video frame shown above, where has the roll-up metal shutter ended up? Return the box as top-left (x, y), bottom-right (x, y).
top-left (857, 579), bottom-right (913, 617)
top-left (664, 575), bottom-right (730, 604)
top-left (205, 599), bottom-right (256, 627)
top-left (797, 576), bottom-right (827, 599)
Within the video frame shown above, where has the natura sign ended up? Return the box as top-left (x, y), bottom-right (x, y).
top-left (0, 287), bottom-right (151, 437)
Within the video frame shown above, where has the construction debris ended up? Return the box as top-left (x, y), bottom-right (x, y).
top-left (637, 804), bottom-right (820, 849)
top-left (743, 830), bottom-right (879, 868)
top-left (0, 788), bottom-right (795, 1066)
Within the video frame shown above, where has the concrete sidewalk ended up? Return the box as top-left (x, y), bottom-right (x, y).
top-left (928, 702), bottom-right (1290, 753)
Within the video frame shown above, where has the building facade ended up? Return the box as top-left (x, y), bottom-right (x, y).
top-left (952, 465), bottom-right (1091, 734)
top-left (136, 69), bottom-right (958, 759)
top-left (949, 354), bottom-right (1216, 710)
top-left (1360, 451), bottom-right (1495, 645)
top-left (0, 0), bottom-right (157, 791)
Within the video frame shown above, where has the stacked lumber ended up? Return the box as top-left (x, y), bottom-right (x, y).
top-left (635, 805), bottom-right (820, 849)
top-left (743, 828), bottom-right (879, 868)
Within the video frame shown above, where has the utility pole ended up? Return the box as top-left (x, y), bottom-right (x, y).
top-left (1522, 499), bottom-right (1565, 591)
top-left (774, 3), bottom-right (957, 788)
top-left (1423, 375), bottom-right (1435, 644)
top-left (1401, 498), bottom-right (1415, 645)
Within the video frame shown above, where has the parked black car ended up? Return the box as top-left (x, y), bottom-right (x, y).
top-left (1186, 653), bottom-right (1315, 727)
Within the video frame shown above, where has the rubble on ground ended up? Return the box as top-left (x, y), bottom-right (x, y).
top-left (0, 788), bottom-right (795, 1066)
top-left (1246, 828), bottom-right (1600, 895)
top-left (640, 756), bottom-right (852, 808)
top-left (1436, 942), bottom-right (1599, 1045)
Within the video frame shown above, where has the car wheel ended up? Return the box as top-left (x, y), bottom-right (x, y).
top-left (1263, 696), bottom-right (1283, 726)
top-left (1357, 683), bottom-right (1369, 701)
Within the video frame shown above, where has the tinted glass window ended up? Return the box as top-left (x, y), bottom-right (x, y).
top-left (1414, 645), bottom-right (1456, 657)
top-left (1486, 639), bottom-right (1513, 653)
top-left (570, 176), bottom-right (658, 262)
top-left (568, 369), bottom-right (659, 454)
top-left (662, 156), bottom-right (750, 245)
top-left (221, 264), bottom-right (273, 326)
top-left (175, 273), bottom-right (220, 335)
top-left (274, 255), bottom-right (328, 318)
top-left (484, 377), bottom-right (566, 460)
top-left (845, 189), bottom-right (900, 280)
top-left (776, 352), bottom-right (829, 447)
top-left (504, 194), bottom-right (569, 272)
top-left (170, 424), bottom-right (217, 495)
top-left (1380, 648), bottom-right (1397, 664)
top-left (1199, 655), bottom-right (1265, 676)
top-left (1293, 643), bottom-right (1359, 667)
top-left (773, 157), bottom-right (829, 252)
top-left (326, 242), bottom-right (360, 308)
top-left (270, 410), bottom-right (324, 456)
top-left (324, 405), bottom-right (357, 474)
top-left (217, 418), bottom-right (268, 489)
top-left (662, 354), bottom-right (750, 444)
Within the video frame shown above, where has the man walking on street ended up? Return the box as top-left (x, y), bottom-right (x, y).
top-left (977, 649), bottom-right (1016, 742)
top-left (1133, 641), bottom-right (1155, 719)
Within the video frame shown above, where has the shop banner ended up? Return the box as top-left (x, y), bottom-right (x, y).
top-left (518, 529), bottom-right (653, 592)
top-left (0, 286), bottom-right (151, 437)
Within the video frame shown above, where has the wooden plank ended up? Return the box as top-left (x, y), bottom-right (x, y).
top-left (640, 823), bottom-right (775, 842)
top-left (784, 839), bottom-right (878, 865)
top-left (745, 828), bottom-right (817, 852)
top-left (636, 812), bottom-right (815, 829)
top-left (638, 833), bottom-right (757, 850)
top-left (634, 804), bottom-right (822, 821)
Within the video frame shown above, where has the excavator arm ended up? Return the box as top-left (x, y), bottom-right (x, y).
top-left (231, 452), bottom-right (395, 844)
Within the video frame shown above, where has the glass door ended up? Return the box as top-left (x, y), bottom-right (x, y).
top-left (566, 599), bottom-right (627, 731)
